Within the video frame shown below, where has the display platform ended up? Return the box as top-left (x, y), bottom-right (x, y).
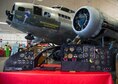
top-left (0, 70), bottom-right (113, 84)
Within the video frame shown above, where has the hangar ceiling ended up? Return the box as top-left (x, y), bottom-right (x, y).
top-left (0, 0), bottom-right (118, 33)
top-left (1, 0), bottom-right (118, 21)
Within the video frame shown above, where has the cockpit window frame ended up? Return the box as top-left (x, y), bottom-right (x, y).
top-left (61, 7), bottom-right (75, 13)
top-left (11, 4), bottom-right (15, 13)
top-left (52, 6), bottom-right (75, 13)
top-left (18, 6), bottom-right (25, 12)
top-left (33, 6), bottom-right (42, 16)
top-left (58, 13), bottom-right (71, 20)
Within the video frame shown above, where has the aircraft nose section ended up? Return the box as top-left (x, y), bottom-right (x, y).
top-left (5, 10), bottom-right (13, 25)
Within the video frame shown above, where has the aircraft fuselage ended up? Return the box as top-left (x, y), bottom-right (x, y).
top-left (6, 2), bottom-right (76, 44)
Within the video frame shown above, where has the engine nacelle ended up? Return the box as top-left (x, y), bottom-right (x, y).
top-left (72, 6), bottom-right (118, 40)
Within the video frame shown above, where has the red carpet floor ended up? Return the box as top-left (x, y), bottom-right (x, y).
top-left (0, 70), bottom-right (113, 84)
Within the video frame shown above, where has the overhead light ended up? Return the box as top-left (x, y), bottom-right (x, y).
top-left (0, 22), bottom-right (7, 25)
top-left (37, 0), bottom-right (43, 1)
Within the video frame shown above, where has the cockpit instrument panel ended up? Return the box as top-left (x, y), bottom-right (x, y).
top-left (61, 44), bottom-right (116, 72)
top-left (3, 50), bottom-right (34, 72)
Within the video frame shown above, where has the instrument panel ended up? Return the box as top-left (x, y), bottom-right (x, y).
top-left (3, 44), bottom-right (116, 72)
top-left (61, 44), bottom-right (116, 72)
top-left (4, 50), bottom-right (34, 71)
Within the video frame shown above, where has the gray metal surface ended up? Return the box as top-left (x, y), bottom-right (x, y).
top-left (1, 0), bottom-right (118, 34)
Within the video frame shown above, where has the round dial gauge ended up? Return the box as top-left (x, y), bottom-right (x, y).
top-left (13, 61), bottom-right (17, 65)
top-left (84, 46), bottom-right (89, 52)
top-left (20, 53), bottom-right (25, 57)
top-left (64, 48), bottom-right (68, 52)
top-left (69, 47), bottom-right (75, 52)
top-left (95, 54), bottom-right (99, 59)
top-left (94, 60), bottom-right (100, 65)
top-left (90, 53), bottom-right (94, 58)
top-left (79, 54), bottom-right (83, 58)
top-left (64, 54), bottom-right (68, 58)
top-left (101, 61), bottom-right (105, 65)
top-left (68, 53), bottom-right (73, 59)
top-left (76, 47), bottom-right (82, 52)
top-left (84, 53), bottom-right (88, 58)
top-left (90, 47), bottom-right (94, 52)
top-left (99, 50), bottom-right (104, 54)
top-left (101, 55), bottom-right (105, 59)
top-left (89, 58), bottom-right (94, 63)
